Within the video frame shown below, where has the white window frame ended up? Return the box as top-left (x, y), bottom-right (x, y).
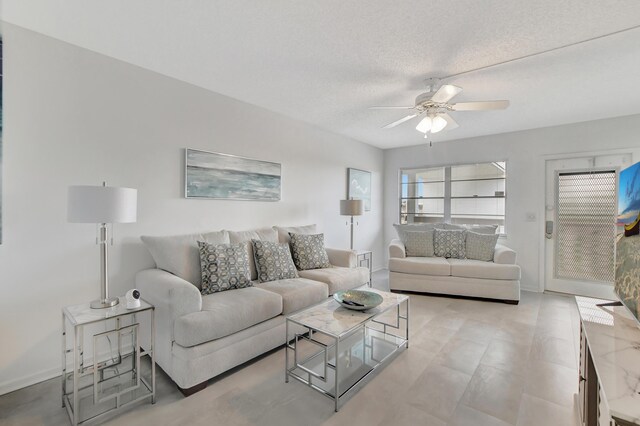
top-left (399, 161), bottom-right (507, 234)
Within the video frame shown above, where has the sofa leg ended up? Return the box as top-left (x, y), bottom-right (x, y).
top-left (504, 299), bottom-right (519, 305)
top-left (178, 381), bottom-right (207, 396)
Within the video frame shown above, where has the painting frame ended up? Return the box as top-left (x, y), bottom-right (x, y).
top-left (185, 148), bottom-right (281, 201)
top-left (347, 168), bottom-right (371, 212)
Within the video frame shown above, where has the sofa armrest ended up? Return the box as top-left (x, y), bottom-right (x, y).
top-left (494, 244), bottom-right (517, 265)
top-left (135, 269), bottom-right (202, 337)
top-left (389, 239), bottom-right (406, 259)
top-left (325, 248), bottom-right (357, 268)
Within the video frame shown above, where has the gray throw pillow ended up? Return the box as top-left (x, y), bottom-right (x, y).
top-left (252, 240), bottom-right (299, 283)
top-left (289, 233), bottom-right (331, 270)
top-left (198, 242), bottom-right (252, 295)
top-left (466, 231), bottom-right (499, 261)
top-left (465, 224), bottom-right (499, 235)
top-left (404, 230), bottom-right (434, 257)
top-left (434, 229), bottom-right (467, 259)
top-left (393, 223), bottom-right (445, 244)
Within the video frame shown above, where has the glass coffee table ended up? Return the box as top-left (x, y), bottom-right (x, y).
top-left (285, 288), bottom-right (409, 411)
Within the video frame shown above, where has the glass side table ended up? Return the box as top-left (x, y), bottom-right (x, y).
top-left (355, 250), bottom-right (372, 286)
top-left (61, 297), bottom-right (155, 425)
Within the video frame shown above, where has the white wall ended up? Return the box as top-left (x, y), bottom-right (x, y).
top-left (384, 114), bottom-right (640, 292)
top-left (0, 24), bottom-right (384, 394)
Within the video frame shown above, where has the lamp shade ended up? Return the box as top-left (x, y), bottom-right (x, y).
top-left (68, 185), bottom-right (137, 223)
top-left (340, 199), bottom-right (364, 216)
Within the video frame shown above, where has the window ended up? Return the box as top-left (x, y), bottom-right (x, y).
top-left (400, 162), bottom-right (506, 233)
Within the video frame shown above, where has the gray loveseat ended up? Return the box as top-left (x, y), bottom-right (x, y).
top-left (136, 224), bottom-right (369, 395)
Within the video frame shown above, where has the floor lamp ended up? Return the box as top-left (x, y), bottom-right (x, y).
top-left (68, 182), bottom-right (137, 309)
top-left (340, 199), bottom-right (364, 250)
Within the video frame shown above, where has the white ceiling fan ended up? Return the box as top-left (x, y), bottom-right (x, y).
top-left (370, 78), bottom-right (509, 137)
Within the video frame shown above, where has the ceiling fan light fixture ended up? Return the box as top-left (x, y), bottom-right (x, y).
top-left (430, 115), bottom-right (447, 133)
top-left (416, 116), bottom-right (432, 133)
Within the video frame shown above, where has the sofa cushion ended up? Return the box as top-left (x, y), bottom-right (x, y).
top-left (447, 258), bottom-right (521, 280)
top-left (466, 231), bottom-right (500, 262)
top-left (198, 242), bottom-right (252, 295)
top-left (141, 230), bottom-right (230, 288)
top-left (257, 278), bottom-right (328, 314)
top-left (173, 287), bottom-right (282, 347)
top-left (444, 223), bottom-right (498, 235)
top-left (228, 227), bottom-right (279, 280)
top-left (434, 229), bottom-right (467, 259)
top-left (388, 257), bottom-right (451, 276)
top-left (289, 233), bottom-right (332, 270)
top-left (404, 230), bottom-right (434, 257)
top-left (393, 223), bottom-right (444, 244)
top-left (274, 224), bottom-right (317, 244)
top-left (298, 266), bottom-right (369, 295)
top-left (252, 240), bottom-right (299, 282)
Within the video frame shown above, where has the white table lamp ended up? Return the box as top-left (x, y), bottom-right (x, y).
top-left (68, 182), bottom-right (137, 309)
top-left (340, 199), bottom-right (364, 250)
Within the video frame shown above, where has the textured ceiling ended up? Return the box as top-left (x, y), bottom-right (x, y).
top-left (3, 1), bottom-right (640, 149)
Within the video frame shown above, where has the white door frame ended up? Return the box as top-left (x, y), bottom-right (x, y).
top-left (537, 148), bottom-right (636, 294)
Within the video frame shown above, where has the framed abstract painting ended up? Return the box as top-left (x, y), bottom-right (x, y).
top-left (185, 148), bottom-right (281, 201)
top-left (348, 168), bottom-right (371, 212)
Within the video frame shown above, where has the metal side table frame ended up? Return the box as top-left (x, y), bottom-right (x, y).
top-left (61, 297), bottom-right (155, 425)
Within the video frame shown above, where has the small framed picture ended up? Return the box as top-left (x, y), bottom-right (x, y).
top-left (348, 168), bottom-right (371, 212)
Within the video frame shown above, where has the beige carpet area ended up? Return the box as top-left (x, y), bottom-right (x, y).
top-left (0, 271), bottom-right (580, 426)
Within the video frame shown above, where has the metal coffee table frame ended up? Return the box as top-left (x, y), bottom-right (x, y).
top-left (285, 293), bottom-right (409, 412)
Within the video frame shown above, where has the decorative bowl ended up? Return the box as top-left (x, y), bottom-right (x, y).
top-left (333, 290), bottom-right (383, 311)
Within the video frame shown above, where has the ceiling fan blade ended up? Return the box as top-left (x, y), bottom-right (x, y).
top-left (452, 100), bottom-right (510, 111)
top-left (430, 85), bottom-right (462, 103)
top-left (441, 113), bottom-right (459, 130)
top-left (368, 106), bottom-right (415, 109)
top-left (382, 114), bottom-right (418, 129)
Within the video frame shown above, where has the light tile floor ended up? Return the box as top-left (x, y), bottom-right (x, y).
top-left (0, 270), bottom-right (580, 425)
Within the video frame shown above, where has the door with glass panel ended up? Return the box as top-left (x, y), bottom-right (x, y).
top-left (544, 154), bottom-right (630, 298)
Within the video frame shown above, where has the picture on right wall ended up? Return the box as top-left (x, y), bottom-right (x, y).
top-left (616, 161), bottom-right (640, 323)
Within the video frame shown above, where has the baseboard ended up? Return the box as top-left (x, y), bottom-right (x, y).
top-left (0, 366), bottom-right (60, 396)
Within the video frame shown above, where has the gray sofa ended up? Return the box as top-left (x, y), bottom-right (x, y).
top-left (136, 224), bottom-right (369, 394)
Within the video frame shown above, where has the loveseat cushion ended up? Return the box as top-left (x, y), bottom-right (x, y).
top-left (388, 257), bottom-right (451, 276)
top-left (257, 278), bottom-right (328, 314)
top-left (173, 287), bottom-right (282, 347)
top-left (447, 259), bottom-right (521, 280)
top-left (298, 267), bottom-right (369, 295)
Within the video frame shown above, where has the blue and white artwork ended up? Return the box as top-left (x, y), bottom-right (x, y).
top-left (185, 149), bottom-right (281, 201)
top-left (348, 168), bottom-right (371, 211)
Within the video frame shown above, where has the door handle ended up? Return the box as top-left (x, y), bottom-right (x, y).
top-left (545, 221), bottom-right (554, 239)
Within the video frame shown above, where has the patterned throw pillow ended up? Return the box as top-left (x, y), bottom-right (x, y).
top-left (393, 223), bottom-right (445, 244)
top-left (251, 240), bottom-right (299, 282)
top-left (466, 231), bottom-right (499, 261)
top-left (289, 233), bottom-right (331, 270)
top-left (434, 229), bottom-right (467, 259)
top-left (198, 242), bottom-right (252, 295)
top-left (404, 230), bottom-right (434, 257)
